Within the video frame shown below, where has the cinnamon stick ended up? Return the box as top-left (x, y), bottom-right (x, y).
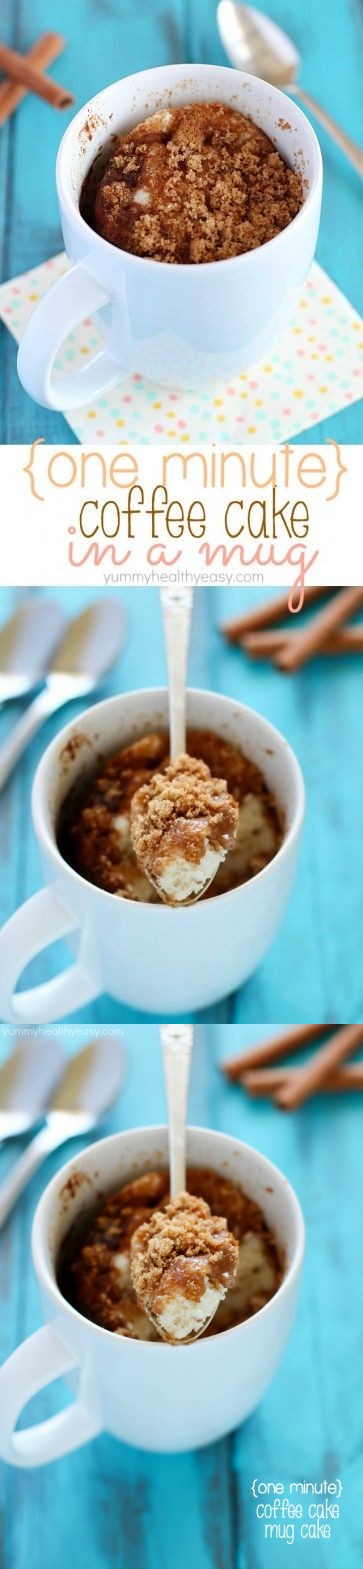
top-left (0, 34), bottom-right (65, 125)
top-left (0, 39), bottom-right (73, 110)
top-left (275, 1024), bottom-right (363, 1109)
top-left (242, 1063), bottom-right (363, 1096)
top-left (275, 587), bottom-right (363, 672)
top-left (243, 625), bottom-right (363, 659)
top-left (221, 1023), bottom-right (332, 1080)
top-left (220, 586), bottom-right (329, 644)
top-left (0, 32), bottom-right (65, 125)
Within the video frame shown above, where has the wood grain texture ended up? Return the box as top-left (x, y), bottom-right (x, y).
top-left (0, 0), bottom-right (362, 442)
top-left (0, 583), bottom-right (362, 1025)
top-left (0, 1022), bottom-right (362, 1567)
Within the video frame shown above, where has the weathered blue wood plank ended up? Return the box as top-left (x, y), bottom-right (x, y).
top-left (0, 585), bottom-right (362, 1022)
top-left (0, 0), bottom-right (362, 442)
top-left (0, 1024), bottom-right (362, 1567)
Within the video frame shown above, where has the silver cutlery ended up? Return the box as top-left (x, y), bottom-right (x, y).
top-left (0, 1033), bottom-right (126, 1228)
top-left (0, 1035), bottom-right (65, 1142)
top-left (161, 1024), bottom-right (193, 1197)
top-left (0, 599), bottom-right (126, 791)
top-left (158, 1025), bottom-right (217, 1341)
top-left (160, 587), bottom-right (193, 758)
top-left (217, 2), bottom-right (363, 179)
top-left (0, 597), bottom-right (66, 705)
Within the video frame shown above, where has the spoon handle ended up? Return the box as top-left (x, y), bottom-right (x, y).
top-left (291, 84), bottom-right (363, 178)
top-left (160, 588), bottom-right (193, 760)
top-left (0, 1122), bottom-right (65, 1229)
top-left (161, 1025), bottom-right (193, 1197)
top-left (0, 1113), bottom-right (37, 1141)
top-left (0, 674), bottom-right (89, 792)
top-left (0, 684), bottom-right (61, 791)
top-left (0, 676), bottom-right (36, 704)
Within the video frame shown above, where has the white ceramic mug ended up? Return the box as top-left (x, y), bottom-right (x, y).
top-left (0, 687), bottom-right (304, 1022)
top-left (17, 63), bottom-right (322, 406)
top-left (0, 1124), bottom-right (305, 1464)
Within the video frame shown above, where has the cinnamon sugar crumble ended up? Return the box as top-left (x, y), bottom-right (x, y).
top-left (130, 1192), bottom-right (239, 1341)
top-left (59, 1167), bottom-right (282, 1341)
top-left (91, 101), bottom-right (303, 263)
top-left (59, 727), bottom-right (282, 903)
top-left (130, 754), bottom-right (238, 905)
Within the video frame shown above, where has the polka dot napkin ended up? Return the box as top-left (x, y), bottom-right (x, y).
top-left (0, 252), bottom-right (362, 442)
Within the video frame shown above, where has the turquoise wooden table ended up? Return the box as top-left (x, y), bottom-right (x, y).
top-left (0, 0), bottom-right (362, 443)
top-left (0, 1022), bottom-right (362, 1568)
top-left (0, 585), bottom-right (362, 1025)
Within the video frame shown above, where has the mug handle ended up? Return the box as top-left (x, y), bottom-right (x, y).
top-left (17, 262), bottom-right (122, 410)
top-left (0, 1325), bottom-right (100, 1467)
top-left (0, 887), bottom-right (100, 1023)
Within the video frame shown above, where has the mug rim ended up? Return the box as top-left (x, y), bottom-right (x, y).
top-left (31, 684), bottom-right (305, 913)
top-left (32, 1123), bottom-right (306, 1351)
top-left (56, 61), bottom-right (322, 276)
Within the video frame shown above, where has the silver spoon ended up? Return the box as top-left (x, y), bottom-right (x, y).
top-left (161, 1023), bottom-right (193, 1197)
top-left (0, 1034), bottom-right (126, 1229)
top-left (160, 587), bottom-right (193, 759)
top-left (0, 600), bottom-right (126, 792)
top-left (136, 1026), bottom-right (199, 1342)
top-left (135, 589), bottom-right (232, 907)
top-left (0, 597), bottom-right (66, 705)
top-left (0, 1035), bottom-right (65, 1142)
top-left (143, 1026), bottom-right (223, 1342)
top-left (217, 2), bottom-right (363, 179)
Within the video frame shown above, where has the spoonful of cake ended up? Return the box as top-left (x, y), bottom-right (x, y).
top-left (130, 589), bottom-right (238, 904)
top-left (130, 1027), bottom-right (238, 1343)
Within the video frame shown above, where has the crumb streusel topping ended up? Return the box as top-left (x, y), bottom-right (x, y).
top-left (91, 101), bottom-right (303, 263)
top-left (60, 1166), bottom-right (282, 1342)
top-left (60, 727), bottom-right (282, 903)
